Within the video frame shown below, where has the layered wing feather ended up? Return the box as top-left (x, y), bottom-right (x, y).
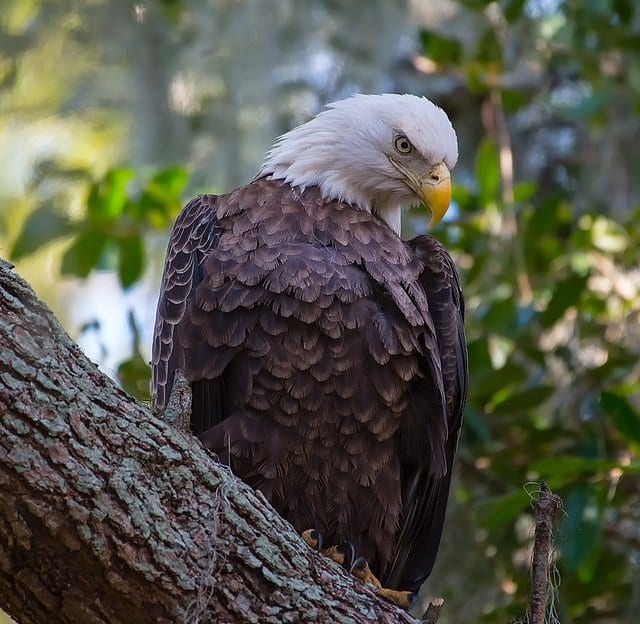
top-left (383, 234), bottom-right (467, 591)
top-left (152, 194), bottom-right (222, 425)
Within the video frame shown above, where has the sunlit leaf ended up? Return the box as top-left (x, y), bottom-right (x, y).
top-left (590, 217), bottom-right (628, 253)
top-left (513, 181), bottom-right (536, 203)
top-left (148, 166), bottom-right (188, 198)
top-left (137, 166), bottom-right (188, 225)
top-left (87, 167), bottom-right (134, 222)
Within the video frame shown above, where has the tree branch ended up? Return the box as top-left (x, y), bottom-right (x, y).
top-left (420, 597), bottom-right (443, 624)
top-left (0, 258), bottom-right (417, 624)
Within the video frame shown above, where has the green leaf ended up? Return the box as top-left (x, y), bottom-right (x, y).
top-left (420, 30), bottom-right (462, 64)
top-left (149, 166), bottom-right (188, 197)
top-left (0, 59), bottom-right (17, 90)
top-left (60, 230), bottom-right (107, 278)
top-left (479, 298), bottom-right (519, 334)
top-left (87, 167), bottom-right (134, 223)
top-left (475, 28), bottom-right (503, 65)
top-left (613, 0), bottom-right (634, 24)
top-left (490, 385), bottom-right (554, 414)
top-left (601, 391), bottom-right (640, 453)
top-left (452, 184), bottom-right (475, 212)
top-left (137, 166), bottom-right (188, 226)
top-left (463, 408), bottom-right (493, 443)
top-left (11, 204), bottom-right (73, 260)
top-left (540, 273), bottom-right (588, 328)
top-left (502, 0), bottom-right (526, 23)
top-left (458, 0), bottom-right (493, 12)
top-left (531, 456), bottom-right (620, 479)
top-left (467, 337), bottom-right (492, 372)
top-left (561, 485), bottom-right (603, 576)
top-left (481, 489), bottom-right (530, 529)
top-left (475, 137), bottom-right (500, 205)
top-left (117, 235), bottom-right (144, 288)
top-left (523, 198), bottom-right (573, 275)
top-left (513, 181), bottom-right (536, 203)
top-left (471, 364), bottom-right (529, 407)
top-left (501, 87), bottom-right (529, 112)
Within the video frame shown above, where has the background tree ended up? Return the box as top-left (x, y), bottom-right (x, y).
top-left (1, 0), bottom-right (639, 622)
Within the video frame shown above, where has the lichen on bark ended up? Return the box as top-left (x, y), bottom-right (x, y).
top-left (0, 258), bottom-right (417, 624)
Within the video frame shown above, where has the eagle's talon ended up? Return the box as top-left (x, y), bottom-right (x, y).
top-left (349, 555), bottom-right (367, 575)
top-left (301, 528), bottom-right (324, 551)
top-left (335, 542), bottom-right (357, 570)
top-left (351, 559), bottom-right (382, 588)
top-left (303, 536), bottom-right (352, 567)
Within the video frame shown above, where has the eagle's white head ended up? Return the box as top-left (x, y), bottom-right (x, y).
top-left (259, 93), bottom-right (458, 235)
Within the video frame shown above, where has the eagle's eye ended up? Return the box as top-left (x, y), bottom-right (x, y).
top-left (394, 135), bottom-right (413, 154)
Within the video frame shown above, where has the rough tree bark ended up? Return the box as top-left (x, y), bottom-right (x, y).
top-left (0, 258), bottom-right (418, 624)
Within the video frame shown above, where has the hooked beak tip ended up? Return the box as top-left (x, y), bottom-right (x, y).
top-left (417, 163), bottom-right (452, 225)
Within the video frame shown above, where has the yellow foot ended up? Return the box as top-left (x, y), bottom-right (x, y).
top-left (301, 529), bottom-right (415, 610)
top-left (351, 558), bottom-right (382, 588)
top-left (378, 587), bottom-right (415, 609)
top-left (352, 559), bottom-right (415, 608)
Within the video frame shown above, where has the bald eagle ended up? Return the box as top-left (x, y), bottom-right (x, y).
top-left (152, 94), bottom-right (467, 599)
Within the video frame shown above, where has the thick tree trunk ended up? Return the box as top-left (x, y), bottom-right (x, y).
top-left (0, 258), bottom-right (417, 624)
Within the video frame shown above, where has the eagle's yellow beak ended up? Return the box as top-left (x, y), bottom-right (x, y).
top-left (389, 158), bottom-right (452, 225)
top-left (415, 162), bottom-right (451, 225)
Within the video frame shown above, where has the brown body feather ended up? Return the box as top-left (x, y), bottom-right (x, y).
top-left (152, 177), bottom-right (467, 592)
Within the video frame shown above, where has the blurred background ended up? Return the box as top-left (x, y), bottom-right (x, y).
top-left (1, 0), bottom-right (639, 622)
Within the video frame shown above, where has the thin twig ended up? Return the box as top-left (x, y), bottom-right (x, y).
top-left (529, 482), bottom-right (562, 624)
